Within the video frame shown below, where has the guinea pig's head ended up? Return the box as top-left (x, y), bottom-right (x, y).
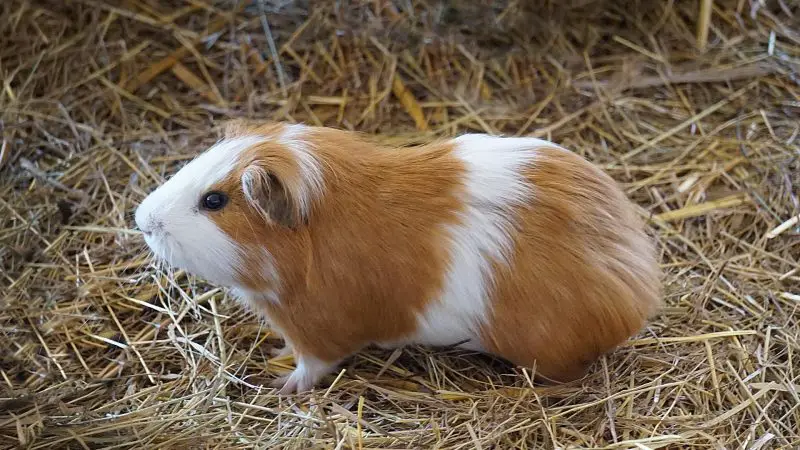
top-left (134, 122), bottom-right (323, 289)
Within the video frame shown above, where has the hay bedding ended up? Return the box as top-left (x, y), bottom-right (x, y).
top-left (1, 0), bottom-right (798, 448)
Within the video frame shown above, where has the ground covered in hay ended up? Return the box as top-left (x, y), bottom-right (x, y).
top-left (1, 0), bottom-right (799, 448)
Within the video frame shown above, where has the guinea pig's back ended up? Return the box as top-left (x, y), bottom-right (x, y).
top-left (480, 145), bottom-right (662, 382)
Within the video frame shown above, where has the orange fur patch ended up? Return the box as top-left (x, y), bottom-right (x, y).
top-left (211, 124), bottom-right (466, 363)
top-left (479, 147), bottom-right (662, 381)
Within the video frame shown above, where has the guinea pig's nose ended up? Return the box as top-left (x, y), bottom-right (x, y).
top-left (135, 211), bottom-right (159, 236)
top-left (144, 217), bottom-right (165, 236)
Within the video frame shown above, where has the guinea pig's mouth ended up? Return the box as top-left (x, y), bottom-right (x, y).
top-left (142, 232), bottom-right (180, 270)
top-left (136, 216), bottom-right (245, 288)
top-left (141, 232), bottom-right (227, 286)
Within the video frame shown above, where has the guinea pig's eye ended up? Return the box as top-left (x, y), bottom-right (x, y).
top-left (201, 191), bottom-right (228, 211)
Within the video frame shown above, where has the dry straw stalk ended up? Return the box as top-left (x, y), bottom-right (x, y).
top-left (1, 1), bottom-right (799, 448)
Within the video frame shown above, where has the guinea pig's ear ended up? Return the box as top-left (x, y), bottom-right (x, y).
top-left (241, 165), bottom-right (304, 229)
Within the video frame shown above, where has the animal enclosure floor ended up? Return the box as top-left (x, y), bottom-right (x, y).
top-left (1, 1), bottom-right (798, 448)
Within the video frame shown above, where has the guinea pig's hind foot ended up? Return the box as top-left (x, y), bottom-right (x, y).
top-left (271, 354), bottom-right (336, 395)
top-left (269, 344), bottom-right (294, 359)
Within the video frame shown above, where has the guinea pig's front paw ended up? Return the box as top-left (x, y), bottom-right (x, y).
top-left (271, 354), bottom-right (335, 395)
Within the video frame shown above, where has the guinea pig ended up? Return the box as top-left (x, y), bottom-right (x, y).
top-left (135, 120), bottom-right (662, 394)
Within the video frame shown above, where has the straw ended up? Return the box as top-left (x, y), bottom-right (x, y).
top-left (1, 0), bottom-right (798, 448)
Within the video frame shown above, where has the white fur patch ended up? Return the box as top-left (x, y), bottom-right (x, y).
top-left (273, 352), bottom-right (336, 394)
top-left (277, 124), bottom-right (325, 216)
top-left (135, 136), bottom-right (266, 287)
top-left (407, 134), bottom-right (554, 350)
